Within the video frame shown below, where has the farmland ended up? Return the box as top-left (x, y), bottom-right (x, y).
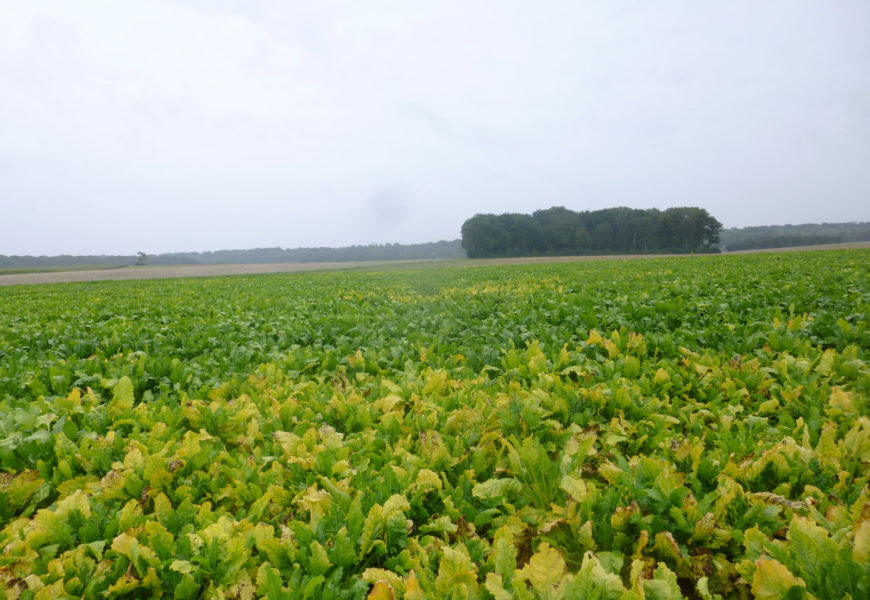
top-left (0, 250), bottom-right (868, 599)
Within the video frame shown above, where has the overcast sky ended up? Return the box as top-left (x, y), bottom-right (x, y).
top-left (2, 1), bottom-right (869, 255)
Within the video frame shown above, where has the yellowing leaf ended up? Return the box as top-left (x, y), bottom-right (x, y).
top-left (414, 468), bottom-right (443, 492)
top-left (111, 376), bottom-right (136, 414)
top-left (405, 571), bottom-right (425, 600)
top-left (295, 485), bottom-right (332, 526)
top-left (382, 494), bottom-right (410, 514)
top-left (654, 368), bottom-right (670, 385)
top-left (576, 521), bottom-right (596, 550)
top-left (517, 542), bottom-right (568, 596)
top-left (752, 557), bottom-right (806, 600)
top-left (759, 398), bottom-right (779, 414)
top-left (559, 475), bottom-right (588, 501)
top-left (484, 573), bottom-right (513, 600)
top-left (491, 526), bottom-right (517, 582)
top-left (348, 349), bottom-right (365, 368)
top-left (118, 499), bottom-right (143, 531)
top-left (422, 369), bottom-right (448, 395)
top-left (853, 519), bottom-right (870, 564)
top-left (843, 417), bottom-right (870, 462)
top-left (472, 477), bottom-right (521, 501)
top-left (111, 531), bottom-right (158, 567)
top-left (367, 580), bottom-right (395, 600)
top-left (652, 531), bottom-right (684, 566)
top-left (106, 574), bottom-right (139, 597)
top-left (200, 515), bottom-right (234, 544)
top-left (815, 348), bottom-right (836, 374)
top-left (309, 540), bottom-right (331, 576)
top-left (153, 492), bottom-right (173, 523)
top-left (122, 445), bottom-right (146, 471)
top-left (140, 567), bottom-right (160, 591)
top-left (55, 489), bottom-right (91, 519)
top-left (373, 393), bottom-right (403, 413)
top-left (169, 560), bottom-right (196, 575)
top-left (829, 387), bottom-right (856, 415)
top-left (362, 569), bottom-right (404, 591)
top-left (110, 531), bottom-right (138, 557)
top-left (24, 575), bottom-right (44, 592)
top-left (435, 546), bottom-right (478, 596)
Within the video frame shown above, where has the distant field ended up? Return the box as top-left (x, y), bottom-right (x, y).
top-left (0, 264), bottom-right (128, 276)
top-left (2, 241), bottom-right (870, 285)
top-left (0, 257), bottom-right (677, 286)
top-left (0, 260), bottom-right (425, 286)
top-left (725, 240), bottom-right (870, 254)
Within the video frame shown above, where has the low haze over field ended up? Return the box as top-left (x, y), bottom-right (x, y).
top-left (2, 1), bottom-right (869, 255)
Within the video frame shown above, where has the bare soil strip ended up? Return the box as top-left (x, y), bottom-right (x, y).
top-left (0, 260), bottom-right (415, 286)
top-left (2, 241), bottom-right (868, 286)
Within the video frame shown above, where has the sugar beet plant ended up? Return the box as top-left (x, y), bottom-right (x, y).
top-left (0, 250), bottom-right (868, 599)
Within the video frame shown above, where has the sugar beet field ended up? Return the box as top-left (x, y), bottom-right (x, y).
top-left (1, 250), bottom-right (868, 599)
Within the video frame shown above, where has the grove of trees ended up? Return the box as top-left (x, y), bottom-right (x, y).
top-left (461, 206), bottom-right (722, 258)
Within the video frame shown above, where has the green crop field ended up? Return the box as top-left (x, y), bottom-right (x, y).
top-left (1, 250), bottom-right (868, 599)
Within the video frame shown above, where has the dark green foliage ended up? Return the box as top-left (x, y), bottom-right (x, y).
top-left (460, 206), bottom-right (722, 257)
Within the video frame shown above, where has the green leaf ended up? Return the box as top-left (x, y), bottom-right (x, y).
top-left (563, 551), bottom-right (626, 600)
top-left (257, 562), bottom-right (287, 600)
top-left (642, 563), bottom-right (682, 600)
top-left (785, 516), bottom-right (838, 589)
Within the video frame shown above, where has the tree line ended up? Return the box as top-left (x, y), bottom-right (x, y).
top-left (460, 206), bottom-right (722, 258)
top-left (719, 222), bottom-right (870, 251)
top-left (0, 240), bottom-right (466, 269)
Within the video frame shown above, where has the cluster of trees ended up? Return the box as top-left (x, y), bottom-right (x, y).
top-left (719, 222), bottom-right (870, 251)
top-left (0, 240), bottom-right (466, 269)
top-left (461, 206), bottom-right (722, 258)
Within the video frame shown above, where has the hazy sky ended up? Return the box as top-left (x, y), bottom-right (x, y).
top-left (2, 1), bottom-right (869, 255)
